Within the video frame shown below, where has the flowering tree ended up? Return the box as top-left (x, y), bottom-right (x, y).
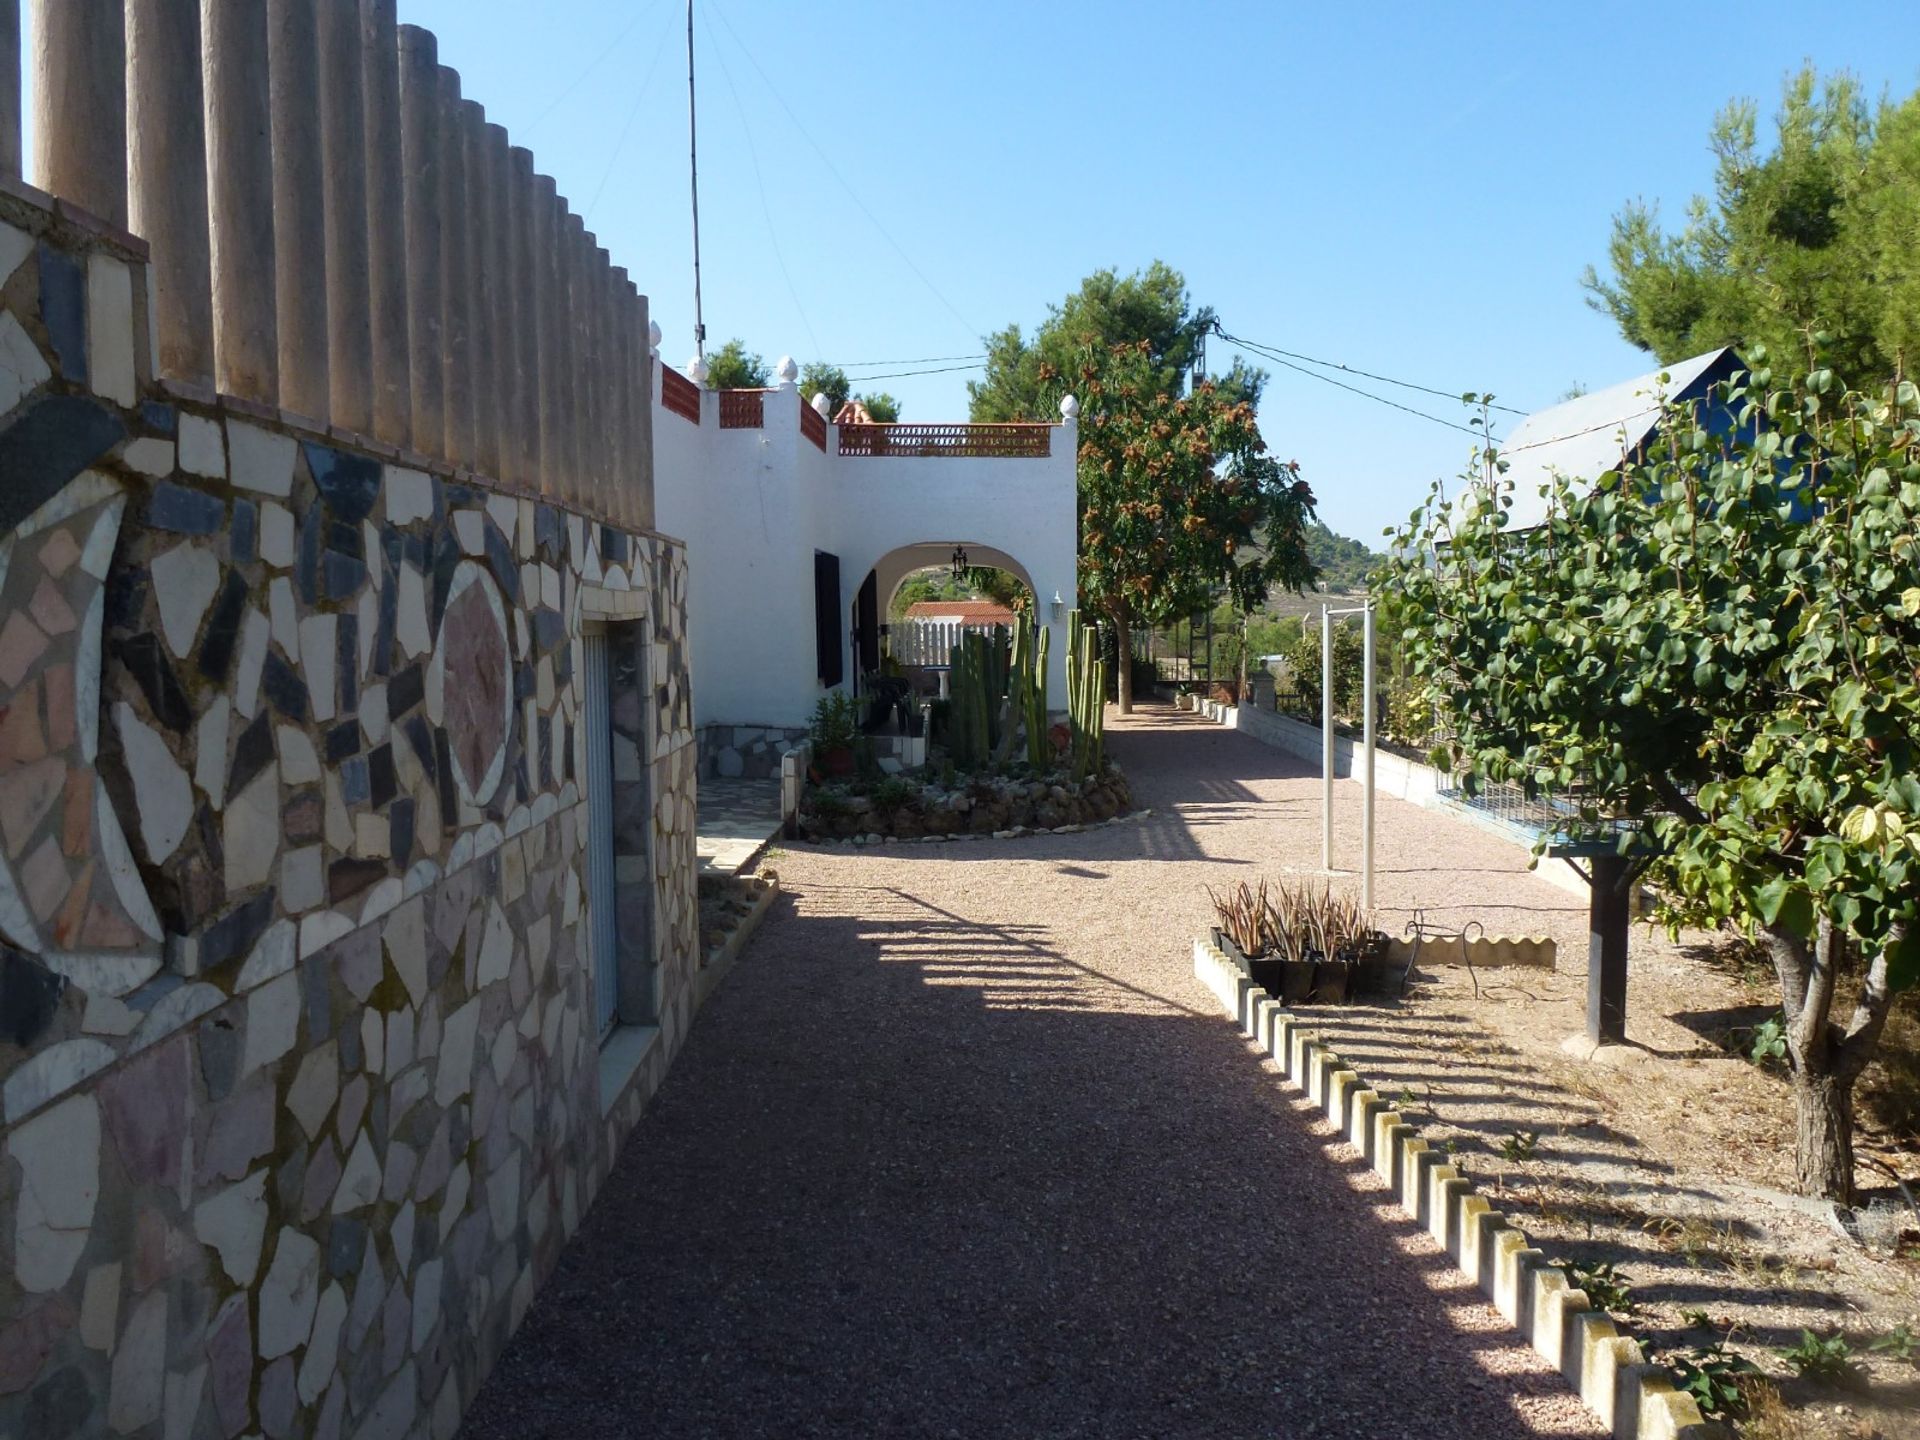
top-left (1381, 357), bottom-right (1920, 1199)
top-left (1069, 341), bottom-right (1317, 711)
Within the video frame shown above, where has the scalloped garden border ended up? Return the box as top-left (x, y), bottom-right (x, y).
top-left (1191, 935), bottom-right (1724, 1440)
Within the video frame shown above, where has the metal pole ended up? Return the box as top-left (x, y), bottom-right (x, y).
top-left (1321, 602), bottom-right (1333, 871)
top-left (686, 0), bottom-right (705, 363)
top-left (1362, 602), bottom-right (1377, 911)
top-left (1587, 854), bottom-right (1630, 1045)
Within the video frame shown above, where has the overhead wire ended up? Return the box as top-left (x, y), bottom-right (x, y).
top-left (827, 361), bottom-right (985, 383)
top-left (698, 0), bottom-right (822, 358)
top-left (580, 12), bottom-right (680, 224)
top-left (1215, 325), bottom-right (1528, 417)
top-left (1223, 331), bottom-right (1494, 439)
top-left (700, 0), bottom-right (982, 345)
top-left (829, 353), bottom-right (986, 369)
top-left (521, 0), bottom-right (667, 140)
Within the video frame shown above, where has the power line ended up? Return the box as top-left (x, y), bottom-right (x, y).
top-left (1500, 405), bottom-right (1660, 455)
top-left (1222, 332), bottom-right (1492, 439)
top-left (829, 353), bottom-right (986, 369)
top-left (1215, 325), bottom-right (1529, 417)
top-left (831, 361), bottom-right (985, 383)
top-left (701, 0), bottom-right (981, 345)
top-left (522, 0), bottom-right (667, 139)
top-left (580, 12), bottom-right (678, 224)
top-left (698, 0), bottom-right (821, 358)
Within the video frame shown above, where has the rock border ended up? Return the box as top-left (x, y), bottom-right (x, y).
top-left (695, 874), bottom-right (780, 1011)
top-left (796, 808), bottom-right (1154, 850)
top-left (1192, 936), bottom-right (1725, 1440)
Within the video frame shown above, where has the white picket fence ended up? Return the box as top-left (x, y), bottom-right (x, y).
top-left (889, 620), bottom-right (970, 667)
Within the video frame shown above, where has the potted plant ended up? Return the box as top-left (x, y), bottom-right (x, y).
top-left (807, 692), bottom-right (861, 778)
top-left (1207, 878), bottom-right (1387, 1004)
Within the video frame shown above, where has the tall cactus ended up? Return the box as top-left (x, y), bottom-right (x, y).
top-left (1067, 612), bottom-right (1106, 781)
top-left (947, 627), bottom-right (1006, 772)
top-left (1000, 619), bottom-right (1051, 769)
top-left (1025, 623), bottom-right (1051, 769)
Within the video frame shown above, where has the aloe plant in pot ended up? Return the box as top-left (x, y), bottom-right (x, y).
top-left (1208, 877), bottom-right (1388, 1003)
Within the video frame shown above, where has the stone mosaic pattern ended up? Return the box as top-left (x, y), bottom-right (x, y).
top-left (0, 195), bottom-right (702, 1438)
top-left (697, 723), bottom-right (808, 781)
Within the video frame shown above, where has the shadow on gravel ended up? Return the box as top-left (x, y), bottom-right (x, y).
top-left (460, 880), bottom-right (1602, 1440)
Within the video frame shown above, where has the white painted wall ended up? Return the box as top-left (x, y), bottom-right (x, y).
top-left (653, 363), bottom-right (1080, 730)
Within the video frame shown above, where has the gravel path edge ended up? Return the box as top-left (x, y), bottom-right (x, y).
top-left (1192, 936), bottom-right (1727, 1440)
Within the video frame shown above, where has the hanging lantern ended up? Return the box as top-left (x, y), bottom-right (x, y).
top-left (950, 545), bottom-right (969, 581)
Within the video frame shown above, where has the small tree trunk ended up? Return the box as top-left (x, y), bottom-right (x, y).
top-left (1115, 608), bottom-right (1134, 714)
top-left (1792, 1068), bottom-right (1856, 1203)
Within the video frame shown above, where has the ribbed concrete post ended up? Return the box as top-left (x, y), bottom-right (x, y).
top-left (531, 173), bottom-right (559, 496)
top-left (631, 287), bottom-right (655, 531)
top-left (609, 264), bottom-right (631, 528)
top-left (485, 124), bottom-right (516, 484)
top-left (437, 67), bottom-right (472, 467)
top-left (582, 235), bottom-right (606, 512)
top-left (595, 248), bottom-right (617, 514)
top-left (509, 149), bottom-right (539, 489)
top-left (0, 3), bottom-right (19, 179)
top-left (464, 101), bottom-right (499, 478)
top-left (361, 0), bottom-right (409, 447)
top-left (563, 215), bottom-right (591, 513)
top-left (553, 199), bottom-right (580, 504)
top-left (398, 24), bottom-right (442, 458)
top-left (268, 0), bottom-right (330, 423)
top-left (30, 0), bottom-right (126, 225)
top-left (127, 0), bottom-right (213, 387)
top-left (204, 0), bottom-right (278, 404)
top-left (319, 0), bottom-right (372, 435)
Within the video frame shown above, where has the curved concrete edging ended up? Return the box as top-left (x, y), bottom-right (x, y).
top-left (1191, 937), bottom-right (1726, 1440)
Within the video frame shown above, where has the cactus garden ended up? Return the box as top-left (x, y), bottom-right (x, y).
top-left (798, 614), bottom-right (1133, 843)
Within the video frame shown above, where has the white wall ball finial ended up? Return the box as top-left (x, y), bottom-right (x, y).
top-left (687, 354), bottom-right (708, 385)
top-left (810, 392), bottom-right (832, 417)
top-left (648, 319), bottom-right (663, 351)
top-left (1060, 394), bottom-right (1080, 420)
top-left (775, 355), bottom-right (799, 386)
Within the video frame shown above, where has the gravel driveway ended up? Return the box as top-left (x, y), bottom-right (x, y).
top-left (460, 705), bottom-right (1604, 1440)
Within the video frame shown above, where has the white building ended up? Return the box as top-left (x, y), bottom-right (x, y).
top-left (651, 352), bottom-right (1080, 778)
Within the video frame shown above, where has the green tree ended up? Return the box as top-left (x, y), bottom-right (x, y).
top-left (704, 338), bottom-right (770, 389)
top-left (1583, 69), bottom-right (1920, 386)
top-left (800, 362), bottom-right (849, 414)
top-left (973, 265), bottom-right (1308, 711)
top-left (968, 262), bottom-right (1259, 422)
top-left (858, 391), bottom-right (901, 423)
top-left (1073, 339), bottom-right (1315, 711)
top-left (1381, 360), bottom-right (1920, 1200)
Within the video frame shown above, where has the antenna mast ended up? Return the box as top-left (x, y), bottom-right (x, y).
top-left (687, 0), bottom-right (706, 363)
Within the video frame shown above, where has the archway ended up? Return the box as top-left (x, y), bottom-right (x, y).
top-left (851, 542), bottom-right (1067, 714)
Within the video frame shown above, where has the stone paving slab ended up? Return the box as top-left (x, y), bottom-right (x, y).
top-left (695, 777), bottom-right (781, 876)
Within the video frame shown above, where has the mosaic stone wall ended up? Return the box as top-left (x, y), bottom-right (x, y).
top-left (696, 723), bottom-right (809, 781)
top-left (0, 185), bottom-right (700, 1437)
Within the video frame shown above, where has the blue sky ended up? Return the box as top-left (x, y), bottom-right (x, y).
top-left (43, 3), bottom-right (1920, 542)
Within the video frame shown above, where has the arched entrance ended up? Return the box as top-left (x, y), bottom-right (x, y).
top-left (850, 542), bottom-right (1067, 714)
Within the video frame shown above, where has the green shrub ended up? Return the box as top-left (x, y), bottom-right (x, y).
top-left (1779, 1329), bottom-right (1854, 1384)
top-left (807, 692), bottom-right (859, 750)
top-left (1671, 1344), bottom-right (1757, 1418)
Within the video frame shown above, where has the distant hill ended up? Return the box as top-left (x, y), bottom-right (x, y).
top-left (1305, 522), bottom-right (1382, 592)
